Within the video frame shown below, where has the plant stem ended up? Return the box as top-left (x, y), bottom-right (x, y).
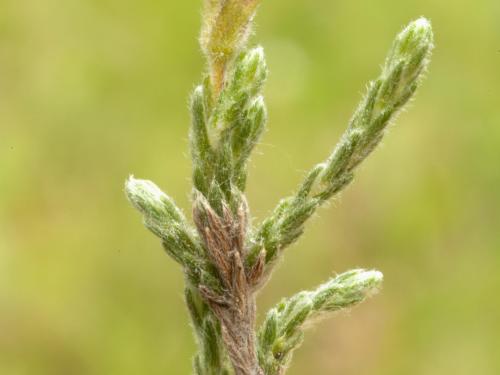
top-left (125, 4), bottom-right (433, 374)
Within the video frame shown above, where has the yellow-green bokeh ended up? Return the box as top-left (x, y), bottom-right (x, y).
top-left (1, 0), bottom-right (499, 374)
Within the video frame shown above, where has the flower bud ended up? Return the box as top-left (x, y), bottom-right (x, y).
top-left (380, 17), bottom-right (434, 103)
top-left (313, 269), bottom-right (383, 312)
top-left (235, 46), bottom-right (268, 95)
top-left (125, 176), bottom-right (184, 236)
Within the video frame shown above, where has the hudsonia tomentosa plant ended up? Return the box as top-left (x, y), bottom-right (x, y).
top-left (125, 2), bottom-right (433, 374)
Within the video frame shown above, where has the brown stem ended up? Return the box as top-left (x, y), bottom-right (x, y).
top-left (201, 273), bottom-right (262, 375)
top-left (210, 60), bottom-right (227, 100)
top-left (194, 194), bottom-right (264, 375)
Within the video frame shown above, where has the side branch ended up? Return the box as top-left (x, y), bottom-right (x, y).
top-left (246, 18), bottom-right (434, 278)
top-left (257, 269), bottom-right (383, 375)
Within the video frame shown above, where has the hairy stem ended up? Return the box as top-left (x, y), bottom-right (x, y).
top-left (194, 193), bottom-right (263, 374)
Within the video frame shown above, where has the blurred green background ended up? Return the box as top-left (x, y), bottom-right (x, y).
top-left (1, 0), bottom-right (499, 374)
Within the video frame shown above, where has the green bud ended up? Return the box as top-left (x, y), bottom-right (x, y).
top-left (190, 85), bottom-right (214, 195)
top-left (234, 46), bottom-right (268, 97)
top-left (209, 47), bottom-right (268, 143)
top-left (386, 18), bottom-right (433, 69)
top-left (312, 269), bottom-right (383, 311)
top-left (233, 95), bottom-right (267, 189)
top-left (125, 176), bottom-right (202, 265)
top-left (125, 176), bottom-right (184, 224)
top-left (380, 17), bottom-right (434, 108)
top-left (190, 86), bottom-right (211, 159)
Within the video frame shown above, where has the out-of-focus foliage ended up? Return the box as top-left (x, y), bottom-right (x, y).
top-left (0, 1), bottom-right (499, 374)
